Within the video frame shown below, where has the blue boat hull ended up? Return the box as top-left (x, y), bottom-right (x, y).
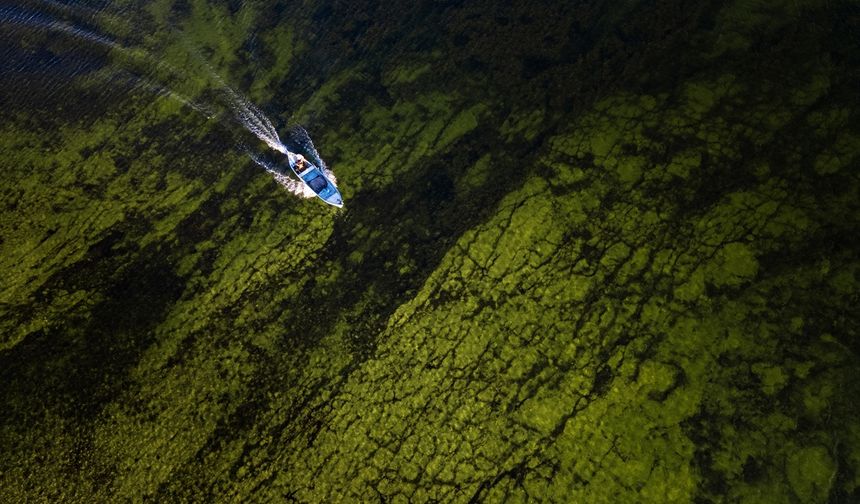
top-left (287, 152), bottom-right (343, 208)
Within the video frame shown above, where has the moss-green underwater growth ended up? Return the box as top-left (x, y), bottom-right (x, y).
top-left (1, 0), bottom-right (859, 502)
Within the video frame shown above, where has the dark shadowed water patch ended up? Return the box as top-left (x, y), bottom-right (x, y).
top-left (288, 119), bottom-right (537, 361)
top-left (0, 248), bottom-right (184, 429)
top-left (0, 45), bottom-right (119, 122)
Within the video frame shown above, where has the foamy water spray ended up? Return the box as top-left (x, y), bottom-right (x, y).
top-left (189, 52), bottom-right (339, 198)
top-left (248, 153), bottom-right (316, 199)
top-left (206, 67), bottom-right (287, 154)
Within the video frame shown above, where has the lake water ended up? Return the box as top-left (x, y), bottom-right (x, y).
top-left (1, 1), bottom-right (859, 502)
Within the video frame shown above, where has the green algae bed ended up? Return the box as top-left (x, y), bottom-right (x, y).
top-left (1, 0), bottom-right (859, 502)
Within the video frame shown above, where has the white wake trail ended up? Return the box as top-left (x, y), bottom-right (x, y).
top-left (0, 6), bottom-right (210, 116)
top-left (0, 6), bottom-right (119, 51)
top-left (4, 5), bottom-right (336, 201)
top-left (200, 62), bottom-right (287, 154)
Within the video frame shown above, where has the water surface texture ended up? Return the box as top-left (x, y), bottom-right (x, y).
top-left (1, 0), bottom-right (859, 502)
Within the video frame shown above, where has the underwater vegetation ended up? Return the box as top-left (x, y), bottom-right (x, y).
top-left (1, 0), bottom-right (859, 502)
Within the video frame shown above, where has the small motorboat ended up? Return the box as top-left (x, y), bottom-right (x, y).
top-left (286, 151), bottom-right (343, 208)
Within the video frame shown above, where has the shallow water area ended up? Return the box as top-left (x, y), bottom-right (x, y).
top-left (1, 1), bottom-right (859, 502)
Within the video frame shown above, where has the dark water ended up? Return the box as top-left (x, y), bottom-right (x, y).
top-left (1, 1), bottom-right (859, 502)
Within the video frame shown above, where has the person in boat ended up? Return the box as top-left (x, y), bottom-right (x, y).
top-left (293, 154), bottom-right (308, 174)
